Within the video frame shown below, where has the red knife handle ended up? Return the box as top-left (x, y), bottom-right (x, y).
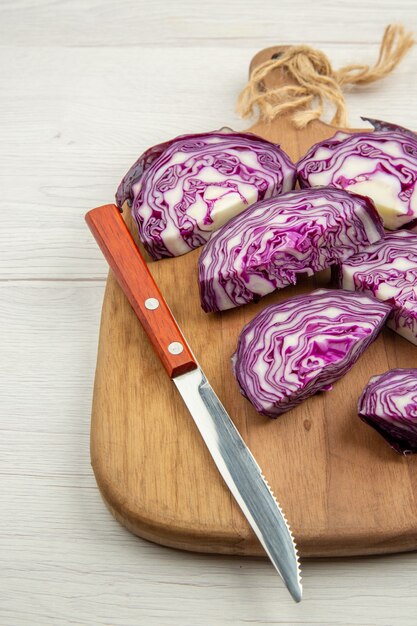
top-left (85, 204), bottom-right (198, 378)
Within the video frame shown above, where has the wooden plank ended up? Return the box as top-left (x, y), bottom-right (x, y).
top-left (1, 0), bottom-right (416, 47)
top-left (1, 46), bottom-right (417, 279)
top-left (2, 0), bottom-right (417, 619)
top-left (2, 281), bottom-right (417, 625)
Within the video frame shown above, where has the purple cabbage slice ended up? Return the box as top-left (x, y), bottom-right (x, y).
top-left (116, 130), bottom-right (296, 259)
top-left (199, 187), bottom-right (384, 312)
top-left (232, 289), bottom-right (391, 418)
top-left (297, 127), bottom-right (417, 230)
top-left (361, 117), bottom-right (417, 141)
top-left (358, 369), bottom-right (417, 454)
top-left (337, 230), bottom-right (417, 345)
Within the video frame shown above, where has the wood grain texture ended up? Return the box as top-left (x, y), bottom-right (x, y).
top-left (90, 45), bottom-right (417, 559)
top-left (3, 282), bottom-right (417, 626)
top-left (1, 44), bottom-right (416, 280)
top-left (3, 1), bottom-right (417, 623)
top-left (1, 0), bottom-right (416, 47)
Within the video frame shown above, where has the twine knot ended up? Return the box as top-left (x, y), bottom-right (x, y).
top-left (237, 24), bottom-right (415, 128)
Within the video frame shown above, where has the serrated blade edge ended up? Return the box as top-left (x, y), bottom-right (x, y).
top-left (174, 367), bottom-right (302, 602)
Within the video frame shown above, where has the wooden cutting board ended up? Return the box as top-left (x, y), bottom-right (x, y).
top-left (90, 46), bottom-right (417, 558)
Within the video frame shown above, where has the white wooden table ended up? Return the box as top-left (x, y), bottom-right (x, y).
top-left (2, 2), bottom-right (417, 624)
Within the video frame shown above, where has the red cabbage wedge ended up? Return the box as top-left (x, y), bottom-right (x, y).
top-left (232, 289), bottom-right (391, 418)
top-left (116, 130), bottom-right (296, 259)
top-left (297, 124), bottom-right (417, 230)
top-left (337, 230), bottom-right (417, 345)
top-left (199, 187), bottom-right (384, 312)
top-left (361, 117), bottom-right (417, 141)
top-left (358, 369), bottom-right (417, 454)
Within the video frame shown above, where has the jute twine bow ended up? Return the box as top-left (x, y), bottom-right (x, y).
top-left (237, 24), bottom-right (415, 128)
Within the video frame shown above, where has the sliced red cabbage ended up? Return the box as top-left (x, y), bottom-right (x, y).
top-left (232, 289), bottom-right (391, 418)
top-left (116, 130), bottom-right (296, 259)
top-left (297, 127), bottom-right (417, 230)
top-left (361, 117), bottom-right (417, 141)
top-left (358, 369), bottom-right (417, 454)
top-left (199, 187), bottom-right (384, 312)
top-left (337, 230), bottom-right (417, 345)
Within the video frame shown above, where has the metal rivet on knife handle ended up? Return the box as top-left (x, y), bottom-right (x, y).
top-left (168, 341), bottom-right (184, 355)
top-left (145, 298), bottom-right (160, 310)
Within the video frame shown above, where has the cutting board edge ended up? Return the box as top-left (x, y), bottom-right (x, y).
top-left (91, 436), bottom-right (417, 558)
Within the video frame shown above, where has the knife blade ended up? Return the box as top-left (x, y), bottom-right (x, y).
top-left (85, 203), bottom-right (302, 602)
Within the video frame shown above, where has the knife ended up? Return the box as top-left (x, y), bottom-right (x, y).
top-left (85, 203), bottom-right (302, 603)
